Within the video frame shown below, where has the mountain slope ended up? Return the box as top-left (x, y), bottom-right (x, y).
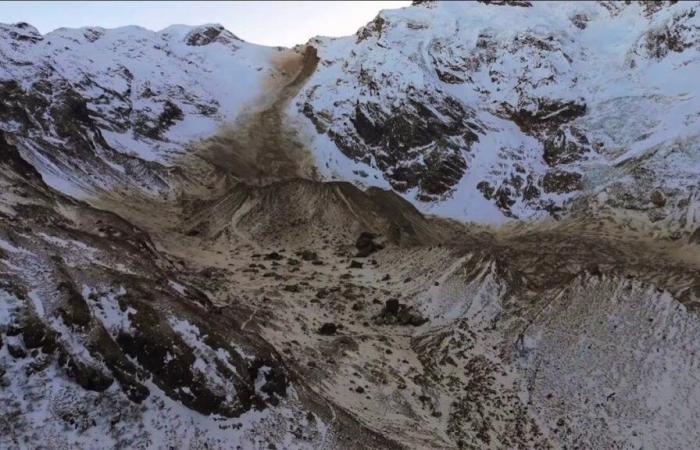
top-left (295, 0), bottom-right (700, 233)
top-left (1, 2), bottom-right (700, 449)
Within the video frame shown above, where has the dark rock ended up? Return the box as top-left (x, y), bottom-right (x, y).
top-left (307, 89), bottom-right (477, 198)
top-left (586, 263), bottom-right (602, 277)
top-left (385, 299), bottom-right (400, 315)
top-left (504, 98), bottom-right (586, 137)
top-left (689, 227), bottom-right (700, 245)
top-left (542, 170), bottom-right (583, 194)
top-left (297, 250), bottom-right (319, 261)
top-left (318, 323), bottom-right (337, 335)
top-left (57, 281), bottom-right (92, 330)
top-left (355, 232), bottom-right (383, 257)
top-left (478, 0), bottom-right (532, 6)
top-left (644, 9), bottom-right (698, 59)
top-left (21, 316), bottom-right (58, 353)
top-left (59, 351), bottom-right (114, 391)
top-left (375, 299), bottom-right (428, 327)
top-left (263, 252), bottom-right (284, 261)
top-left (186, 26), bottom-right (225, 46)
top-left (7, 343), bottom-right (27, 358)
top-left (143, 100), bottom-right (183, 139)
top-left (571, 14), bottom-right (589, 30)
top-left (184, 25), bottom-right (240, 46)
top-left (477, 181), bottom-right (495, 200)
top-left (25, 355), bottom-right (51, 375)
top-left (650, 190), bottom-right (666, 208)
top-left (6, 324), bottom-right (22, 337)
top-left (114, 295), bottom-right (249, 417)
top-left (349, 260), bottom-right (364, 269)
top-left (397, 308), bottom-right (429, 326)
top-left (158, 100), bottom-right (185, 133)
top-left (252, 359), bottom-right (288, 406)
top-left (200, 267), bottom-right (219, 279)
top-left (89, 326), bottom-right (150, 403)
top-left (543, 128), bottom-right (589, 166)
top-left (283, 284), bottom-right (300, 293)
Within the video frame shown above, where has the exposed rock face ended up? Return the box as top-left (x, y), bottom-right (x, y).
top-left (542, 170), bottom-right (583, 194)
top-left (185, 24), bottom-right (241, 46)
top-left (642, 7), bottom-right (699, 58)
top-left (374, 299), bottom-right (428, 326)
top-left (542, 127), bottom-right (591, 166)
top-left (0, 20), bottom-right (292, 205)
top-left (477, 0), bottom-right (532, 6)
top-left (295, 1), bottom-right (700, 232)
top-left (304, 92), bottom-right (479, 200)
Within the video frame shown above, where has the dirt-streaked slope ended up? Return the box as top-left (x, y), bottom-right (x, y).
top-left (196, 46), bottom-right (320, 185)
top-left (2, 4), bottom-right (700, 449)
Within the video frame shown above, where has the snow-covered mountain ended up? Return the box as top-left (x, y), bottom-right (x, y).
top-left (2, 1), bottom-right (700, 449)
top-left (296, 0), bottom-right (700, 230)
top-left (2, 1), bottom-right (699, 232)
top-left (0, 21), bottom-right (293, 202)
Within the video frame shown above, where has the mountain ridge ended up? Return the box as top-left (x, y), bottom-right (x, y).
top-left (2, 2), bottom-right (700, 448)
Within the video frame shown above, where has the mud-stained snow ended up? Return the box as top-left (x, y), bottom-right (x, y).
top-left (2, 2), bottom-right (700, 449)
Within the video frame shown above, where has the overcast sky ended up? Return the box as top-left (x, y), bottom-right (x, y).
top-left (1, 1), bottom-right (411, 47)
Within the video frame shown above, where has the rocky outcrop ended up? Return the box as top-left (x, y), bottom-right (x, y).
top-left (185, 24), bottom-right (241, 46)
top-left (304, 92), bottom-right (480, 200)
top-left (374, 299), bottom-right (428, 326)
top-left (296, 1), bottom-right (699, 232)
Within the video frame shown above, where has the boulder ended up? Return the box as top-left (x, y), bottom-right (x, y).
top-left (355, 232), bottom-right (383, 257)
top-left (318, 323), bottom-right (337, 335)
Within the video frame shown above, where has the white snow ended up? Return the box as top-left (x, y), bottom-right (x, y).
top-left (83, 285), bottom-right (134, 333)
top-left (27, 289), bottom-right (45, 317)
top-left (292, 0), bottom-right (700, 224)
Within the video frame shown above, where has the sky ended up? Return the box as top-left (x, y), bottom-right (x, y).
top-left (0, 1), bottom-right (411, 47)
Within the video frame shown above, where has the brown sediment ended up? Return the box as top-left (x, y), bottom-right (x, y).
top-left (195, 46), bottom-right (320, 186)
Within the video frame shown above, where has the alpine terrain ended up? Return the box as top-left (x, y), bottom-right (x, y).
top-left (1, 1), bottom-right (700, 449)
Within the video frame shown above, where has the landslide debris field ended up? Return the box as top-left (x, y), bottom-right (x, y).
top-left (91, 47), bottom-right (700, 449)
